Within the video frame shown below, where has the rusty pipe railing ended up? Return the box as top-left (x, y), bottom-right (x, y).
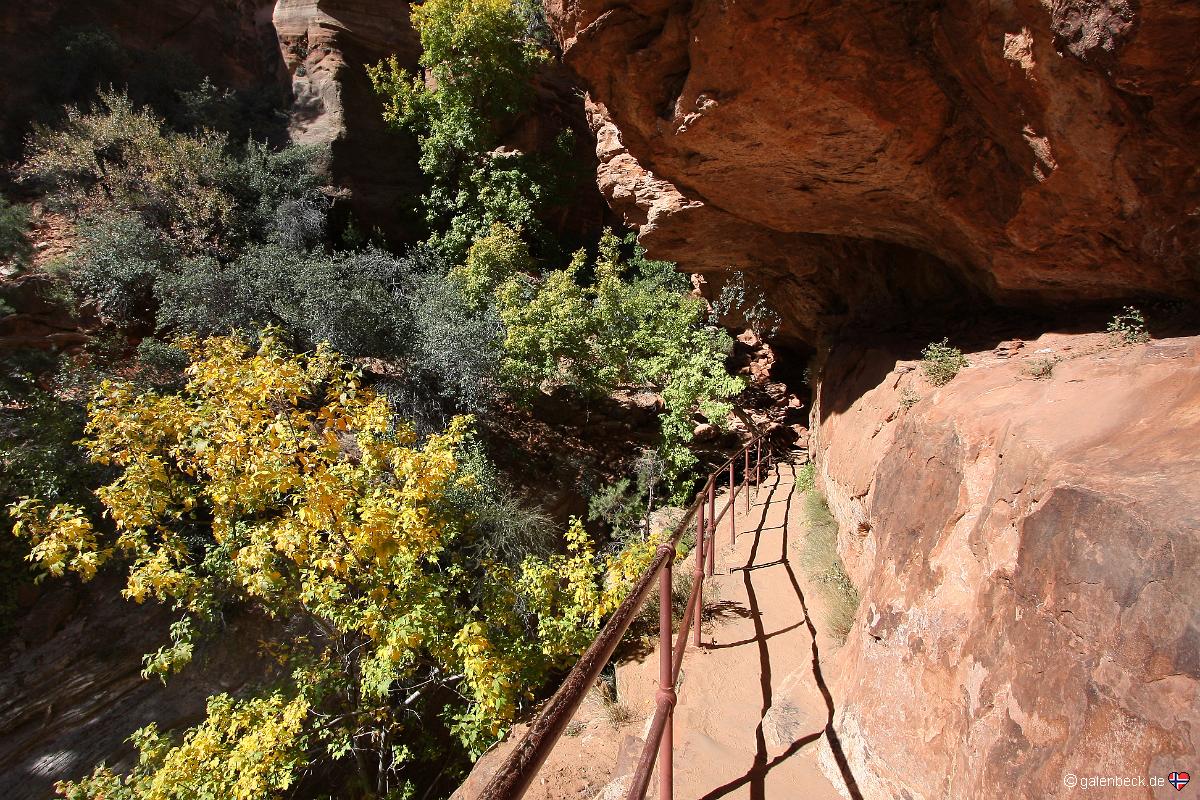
top-left (475, 432), bottom-right (775, 800)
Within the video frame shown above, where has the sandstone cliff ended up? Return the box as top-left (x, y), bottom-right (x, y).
top-left (812, 331), bottom-right (1198, 798)
top-left (0, 0), bottom-right (287, 155)
top-left (547, 0), bottom-right (1200, 344)
top-left (272, 0), bottom-right (426, 241)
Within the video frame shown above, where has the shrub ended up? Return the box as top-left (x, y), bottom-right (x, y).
top-left (1022, 354), bottom-right (1059, 379)
top-left (898, 386), bottom-right (921, 409)
top-left (19, 90), bottom-right (324, 259)
top-left (588, 478), bottom-right (643, 538)
top-left (67, 213), bottom-right (176, 325)
top-left (156, 244), bottom-right (406, 357)
top-left (450, 222), bottom-right (532, 308)
top-left (449, 435), bottom-right (556, 567)
top-left (494, 230), bottom-right (744, 491)
top-left (405, 268), bottom-right (505, 413)
top-left (920, 338), bottom-right (968, 386)
top-left (1107, 306), bottom-right (1150, 345)
top-left (0, 198), bottom-right (32, 268)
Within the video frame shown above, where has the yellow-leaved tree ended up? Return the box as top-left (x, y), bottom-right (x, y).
top-left (12, 330), bottom-right (653, 799)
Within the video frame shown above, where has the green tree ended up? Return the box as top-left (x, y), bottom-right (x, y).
top-left (368, 0), bottom-right (570, 258)
top-left (494, 231), bottom-right (745, 490)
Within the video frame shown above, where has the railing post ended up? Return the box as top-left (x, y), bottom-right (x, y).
top-left (657, 545), bottom-right (676, 800)
top-left (745, 447), bottom-right (751, 513)
top-left (706, 480), bottom-right (716, 577)
top-left (729, 461), bottom-right (736, 545)
top-left (694, 500), bottom-right (705, 648)
top-left (755, 440), bottom-right (761, 484)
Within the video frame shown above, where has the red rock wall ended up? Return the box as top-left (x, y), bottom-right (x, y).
top-left (811, 333), bottom-right (1199, 798)
top-left (272, 0), bottom-right (427, 242)
top-left (546, 0), bottom-right (1200, 344)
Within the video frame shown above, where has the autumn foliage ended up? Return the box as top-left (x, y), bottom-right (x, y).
top-left (12, 332), bottom-right (653, 798)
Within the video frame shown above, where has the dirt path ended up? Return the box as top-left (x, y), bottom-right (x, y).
top-left (654, 458), bottom-right (855, 800)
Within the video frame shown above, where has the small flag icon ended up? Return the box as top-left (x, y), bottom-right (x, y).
top-left (1168, 771), bottom-right (1190, 791)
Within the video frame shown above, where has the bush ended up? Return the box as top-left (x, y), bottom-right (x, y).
top-left (920, 338), bottom-right (968, 386)
top-left (450, 435), bottom-right (556, 568)
top-left (156, 244), bottom-right (403, 356)
top-left (1107, 306), bottom-right (1150, 345)
top-left (19, 90), bottom-right (324, 259)
top-left (0, 198), bottom-right (32, 268)
top-left (1022, 354), bottom-right (1059, 379)
top-left (898, 386), bottom-right (921, 409)
top-left (406, 268), bottom-right (505, 413)
top-left (494, 230), bottom-right (744, 492)
top-left (66, 213), bottom-right (176, 325)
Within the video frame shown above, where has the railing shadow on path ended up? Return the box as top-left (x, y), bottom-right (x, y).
top-left (698, 462), bottom-right (863, 800)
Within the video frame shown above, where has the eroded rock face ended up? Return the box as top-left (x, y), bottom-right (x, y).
top-left (547, 0), bottom-right (1200, 344)
top-left (811, 333), bottom-right (1200, 798)
top-left (0, 576), bottom-right (273, 799)
top-left (273, 0), bottom-right (425, 241)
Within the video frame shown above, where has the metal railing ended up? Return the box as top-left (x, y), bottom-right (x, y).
top-left (476, 434), bottom-right (776, 800)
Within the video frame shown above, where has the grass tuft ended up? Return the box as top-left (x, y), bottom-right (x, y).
top-left (800, 489), bottom-right (859, 644)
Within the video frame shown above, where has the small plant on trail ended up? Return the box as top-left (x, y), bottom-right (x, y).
top-left (1022, 354), bottom-right (1059, 380)
top-left (898, 386), bottom-right (921, 410)
top-left (920, 338), bottom-right (969, 387)
top-left (1107, 306), bottom-right (1150, 345)
top-left (603, 701), bottom-right (634, 728)
top-left (795, 463), bottom-right (816, 493)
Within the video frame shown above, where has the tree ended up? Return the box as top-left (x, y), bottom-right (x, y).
top-left (11, 331), bottom-right (654, 798)
top-left (368, 0), bottom-right (571, 259)
top-left (494, 230), bottom-right (746, 490)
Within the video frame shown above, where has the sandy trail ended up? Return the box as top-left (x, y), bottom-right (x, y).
top-left (658, 459), bottom-right (854, 800)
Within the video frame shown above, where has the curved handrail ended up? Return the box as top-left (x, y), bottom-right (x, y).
top-left (474, 432), bottom-right (775, 800)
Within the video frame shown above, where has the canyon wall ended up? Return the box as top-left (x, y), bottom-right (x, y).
top-left (272, 0), bottom-right (426, 241)
top-left (0, 0), bottom-right (426, 242)
top-left (546, 0), bottom-right (1200, 344)
top-left (0, 0), bottom-right (287, 154)
top-left (812, 332), bottom-right (1199, 798)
